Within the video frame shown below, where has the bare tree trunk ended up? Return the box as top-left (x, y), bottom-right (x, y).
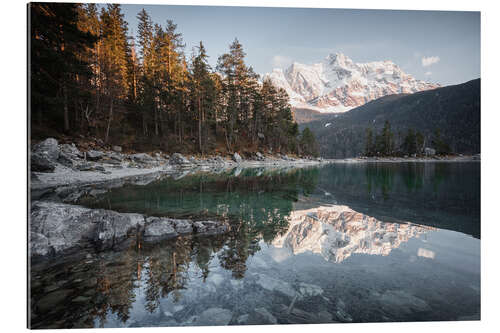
top-left (105, 96), bottom-right (114, 143)
top-left (154, 100), bottom-right (159, 136)
top-left (198, 95), bottom-right (202, 154)
top-left (63, 83), bottom-right (70, 132)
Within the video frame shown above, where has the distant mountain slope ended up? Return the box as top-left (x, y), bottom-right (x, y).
top-left (293, 108), bottom-right (326, 124)
top-left (264, 53), bottom-right (438, 113)
top-left (301, 79), bottom-right (480, 158)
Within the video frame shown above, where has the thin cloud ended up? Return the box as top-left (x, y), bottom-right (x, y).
top-left (272, 55), bottom-right (292, 68)
top-left (425, 71), bottom-right (432, 76)
top-left (422, 56), bottom-right (440, 67)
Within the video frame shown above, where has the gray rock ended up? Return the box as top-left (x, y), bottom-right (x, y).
top-left (30, 202), bottom-right (144, 255)
top-left (193, 220), bottom-right (228, 235)
top-left (196, 308), bottom-right (232, 326)
top-left (32, 138), bottom-right (59, 161)
top-left (57, 152), bottom-right (76, 168)
top-left (173, 219), bottom-right (193, 234)
top-left (60, 143), bottom-right (82, 158)
top-left (169, 153), bottom-right (191, 166)
top-left (131, 153), bottom-right (155, 164)
top-left (317, 310), bottom-right (334, 322)
top-left (144, 217), bottom-right (178, 241)
top-left (335, 299), bottom-right (353, 322)
top-left (30, 201), bottom-right (95, 255)
top-left (254, 307), bottom-right (278, 324)
top-left (86, 150), bottom-right (104, 161)
top-left (76, 163), bottom-right (96, 171)
top-left (94, 212), bottom-right (145, 250)
top-left (30, 232), bottom-right (50, 256)
top-left (289, 307), bottom-right (320, 324)
top-left (31, 152), bottom-right (56, 172)
top-left (30, 201), bottom-right (228, 257)
top-left (236, 314), bottom-right (250, 324)
top-left (112, 145), bottom-right (122, 152)
top-left (232, 152), bottom-right (242, 163)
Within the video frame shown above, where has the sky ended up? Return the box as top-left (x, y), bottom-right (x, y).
top-left (118, 4), bottom-right (480, 86)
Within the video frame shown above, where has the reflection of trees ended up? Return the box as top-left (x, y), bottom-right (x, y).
top-left (31, 167), bottom-right (322, 328)
top-left (365, 164), bottom-right (395, 200)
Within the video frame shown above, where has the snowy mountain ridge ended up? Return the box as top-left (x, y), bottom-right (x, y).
top-left (263, 53), bottom-right (439, 113)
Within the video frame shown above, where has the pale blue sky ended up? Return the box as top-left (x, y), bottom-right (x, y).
top-left (117, 4), bottom-right (480, 86)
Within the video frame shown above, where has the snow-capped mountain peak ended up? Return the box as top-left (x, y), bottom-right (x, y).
top-left (263, 53), bottom-right (439, 113)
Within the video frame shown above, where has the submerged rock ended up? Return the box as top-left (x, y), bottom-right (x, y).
top-left (143, 217), bottom-right (178, 241)
top-left (193, 220), bottom-right (228, 235)
top-left (254, 273), bottom-right (296, 298)
top-left (377, 290), bottom-right (431, 315)
top-left (254, 307), bottom-right (278, 324)
top-left (195, 308), bottom-right (232, 326)
top-left (173, 219), bottom-right (193, 234)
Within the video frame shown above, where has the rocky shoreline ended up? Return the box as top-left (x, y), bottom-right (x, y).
top-left (29, 138), bottom-right (327, 259)
top-left (30, 138), bottom-right (327, 191)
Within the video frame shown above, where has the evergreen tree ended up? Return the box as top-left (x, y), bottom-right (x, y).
top-left (30, 2), bottom-right (96, 132)
top-left (402, 128), bottom-right (417, 155)
top-left (365, 127), bottom-right (374, 156)
top-left (300, 127), bottom-right (319, 157)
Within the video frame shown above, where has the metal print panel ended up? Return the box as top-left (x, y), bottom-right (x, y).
top-left (28, 1), bottom-right (480, 329)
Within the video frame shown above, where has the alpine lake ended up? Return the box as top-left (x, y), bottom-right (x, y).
top-left (29, 162), bottom-right (480, 328)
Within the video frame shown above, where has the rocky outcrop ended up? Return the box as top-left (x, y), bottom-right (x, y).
top-left (30, 201), bottom-right (228, 257)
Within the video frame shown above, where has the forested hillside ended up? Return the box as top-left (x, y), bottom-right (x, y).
top-left (301, 79), bottom-right (480, 158)
top-left (29, 3), bottom-right (316, 156)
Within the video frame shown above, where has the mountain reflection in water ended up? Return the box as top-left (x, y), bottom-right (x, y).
top-left (30, 162), bottom-right (480, 328)
top-left (274, 205), bottom-right (434, 263)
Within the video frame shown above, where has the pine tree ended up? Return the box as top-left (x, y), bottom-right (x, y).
top-left (99, 4), bottom-right (130, 142)
top-left (365, 127), bottom-right (374, 156)
top-left (30, 2), bottom-right (96, 133)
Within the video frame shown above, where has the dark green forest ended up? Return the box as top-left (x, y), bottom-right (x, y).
top-left (302, 79), bottom-right (480, 158)
top-left (29, 3), bottom-right (317, 156)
